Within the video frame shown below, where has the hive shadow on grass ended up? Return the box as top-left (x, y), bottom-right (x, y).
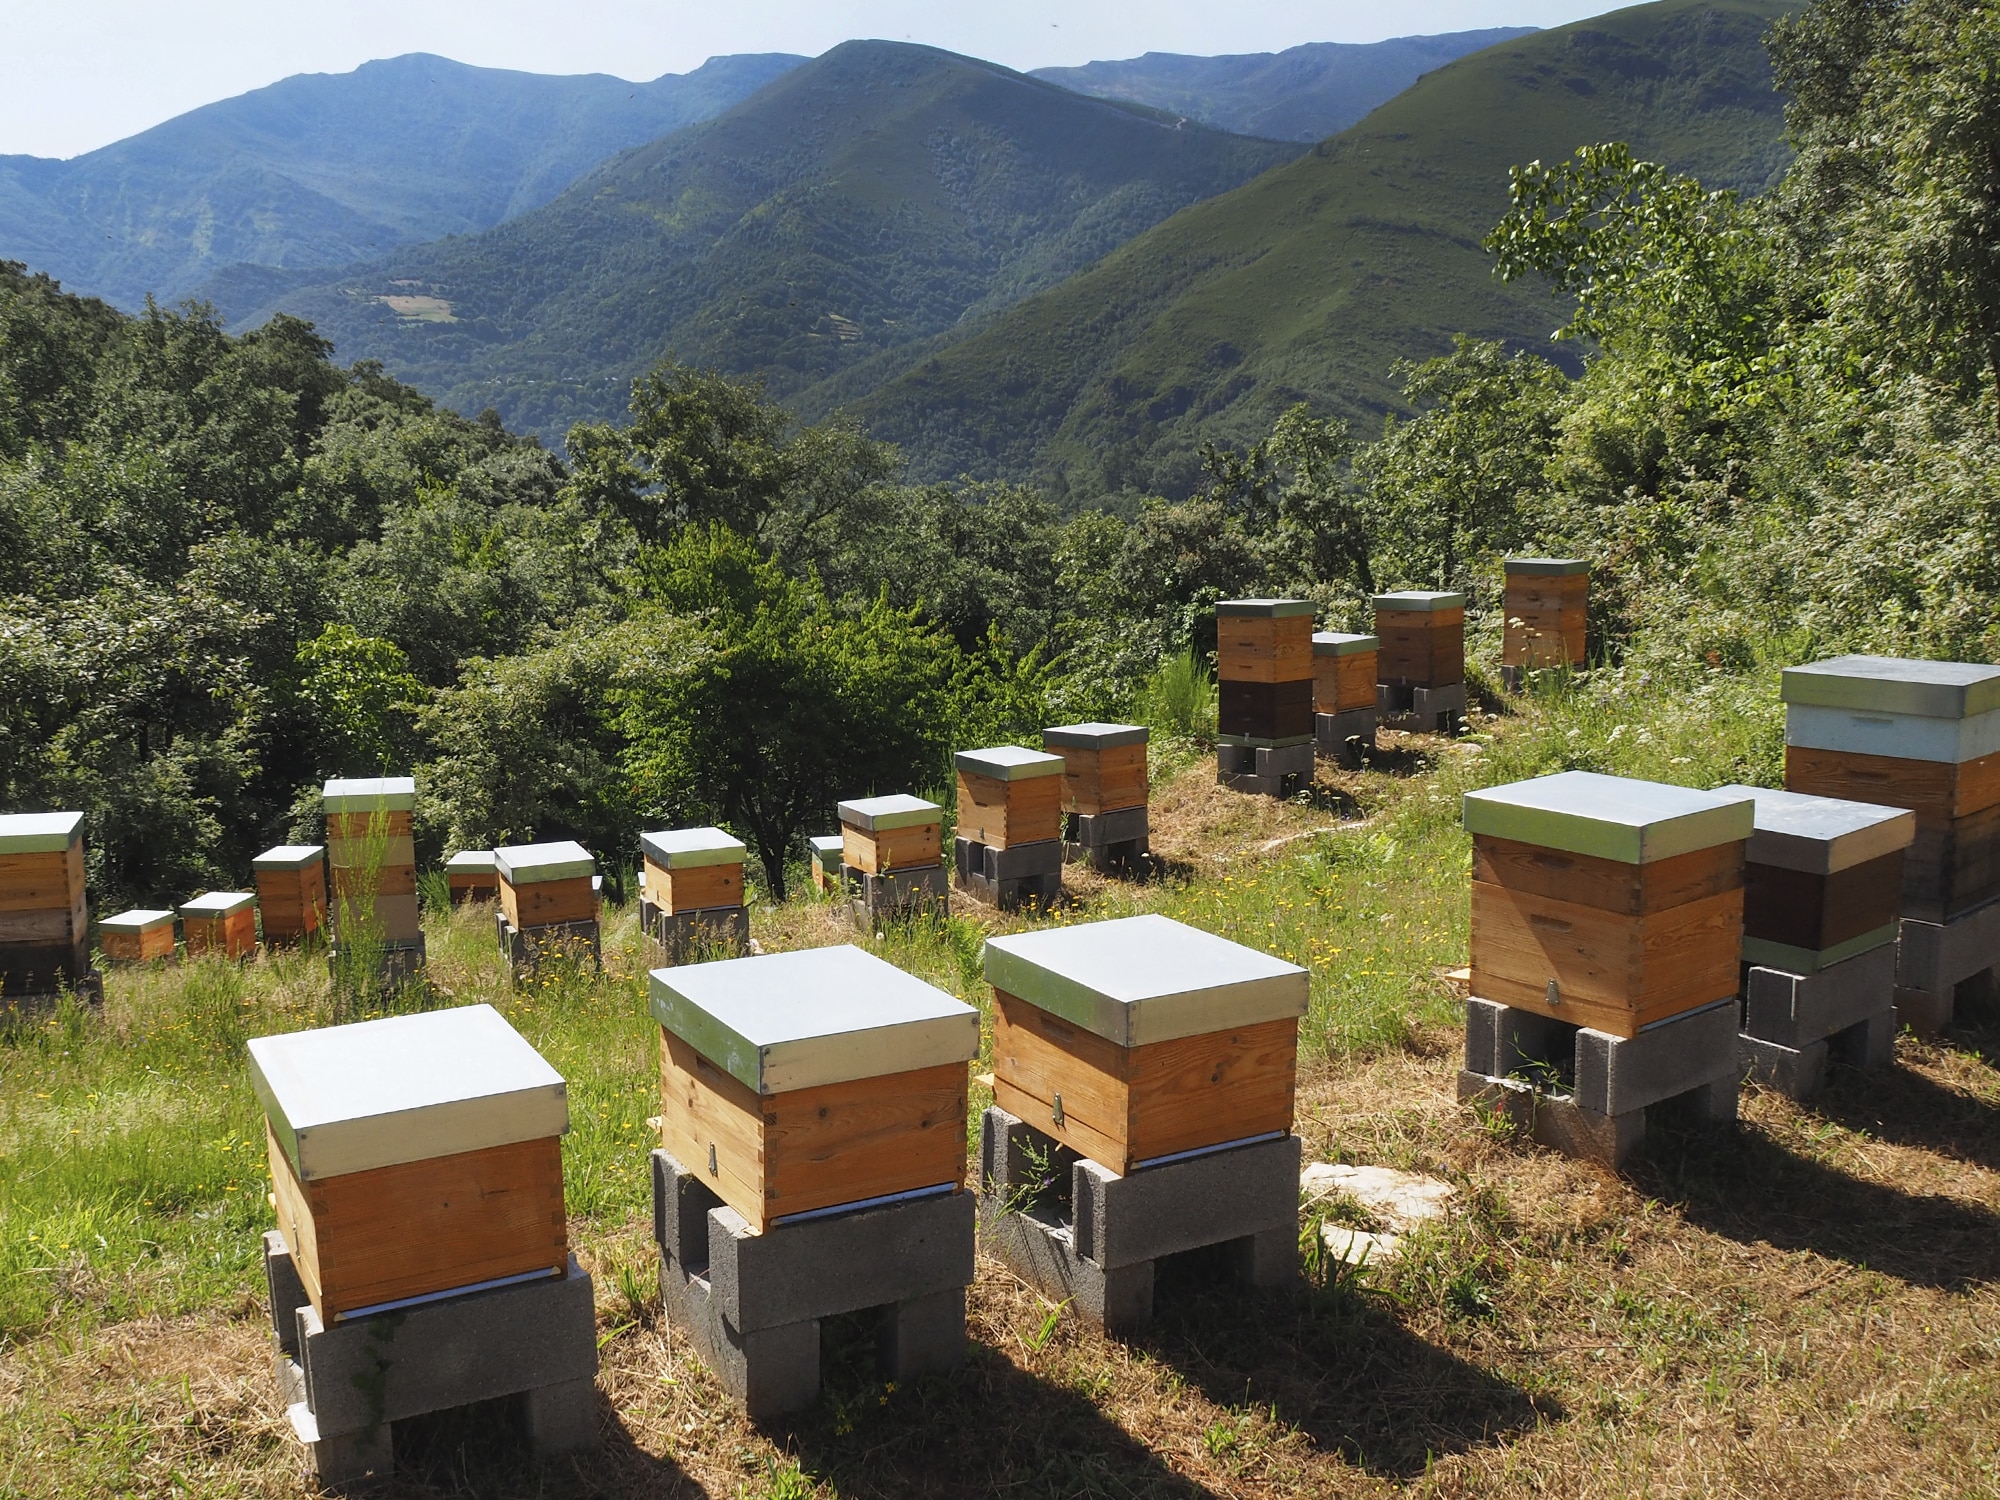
top-left (1804, 1034), bottom-right (2000, 1176)
top-left (383, 1387), bottom-right (693, 1498)
top-left (1631, 1113), bottom-right (2000, 1291)
top-left (1138, 1244), bottom-right (1553, 1480)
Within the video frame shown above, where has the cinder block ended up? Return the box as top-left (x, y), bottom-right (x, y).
top-left (980, 1193), bottom-right (1157, 1332)
top-left (1463, 997), bottom-right (1576, 1083)
top-left (956, 836), bottom-right (1063, 883)
top-left (1315, 708), bottom-right (1376, 767)
top-left (1525, 1092), bottom-right (1649, 1168)
top-left (1070, 805), bottom-right (1149, 848)
top-left (263, 1228), bottom-right (308, 1359)
top-left (648, 905), bottom-right (749, 965)
top-left (880, 1287), bottom-right (966, 1381)
top-left (1894, 984), bottom-right (1952, 1036)
top-left (1897, 897), bottom-right (2000, 994)
top-left (1830, 1008), bottom-right (1898, 1071)
top-left (843, 862), bottom-right (947, 925)
top-left (520, 1377), bottom-right (597, 1454)
top-left (287, 1402), bottom-right (393, 1485)
top-left (325, 938), bottom-right (425, 990)
top-left (1744, 944), bottom-right (1896, 1047)
top-left (1573, 1000), bottom-right (1739, 1116)
top-left (1379, 680), bottom-right (1466, 733)
top-left (956, 861), bottom-right (1062, 911)
top-left (1741, 1032), bottom-right (1830, 1098)
top-left (499, 914), bottom-right (600, 973)
top-left (1217, 740), bottom-right (1314, 799)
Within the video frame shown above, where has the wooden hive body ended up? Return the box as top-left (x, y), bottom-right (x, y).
top-left (650, 945), bottom-right (979, 1232)
top-left (1502, 560), bottom-right (1588, 669)
top-left (323, 778), bottom-right (421, 943)
top-left (838, 795), bottom-right (944, 874)
top-left (955, 747), bottom-right (1066, 848)
top-left (984, 915), bottom-right (1308, 1174)
top-left (445, 850), bottom-right (499, 904)
top-left (1312, 634), bottom-right (1378, 714)
top-left (1374, 593), bottom-right (1466, 688)
top-left (495, 841), bottom-right (598, 928)
top-left (99, 909), bottom-right (176, 963)
top-left (1719, 785), bottom-right (1914, 970)
top-left (1465, 773), bottom-right (1753, 1038)
top-left (250, 1004), bottom-right (570, 1322)
top-left (252, 846), bottom-right (326, 944)
top-left (641, 827), bottom-right (747, 914)
top-left (1043, 724), bottom-right (1149, 816)
top-left (180, 892), bottom-right (259, 960)
top-left (1217, 601), bottom-right (1316, 741)
top-left (808, 835), bottom-right (845, 893)
top-left (0, 812), bottom-right (88, 993)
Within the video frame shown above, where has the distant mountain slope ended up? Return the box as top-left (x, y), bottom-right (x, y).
top-left (1030, 29), bottom-right (1537, 142)
top-left (0, 52), bottom-right (803, 309)
top-left (231, 42), bottom-right (1304, 439)
top-left (833, 0), bottom-right (1794, 497)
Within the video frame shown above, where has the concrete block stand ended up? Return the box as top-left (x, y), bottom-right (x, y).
top-left (1741, 944), bottom-right (1897, 1098)
top-left (1314, 708), bottom-right (1376, 768)
top-left (326, 937), bottom-right (426, 992)
top-left (1217, 741), bottom-right (1314, 799)
top-left (652, 1149), bottom-right (973, 1420)
top-left (643, 903), bottom-right (750, 966)
top-left (1066, 806), bottom-right (1150, 874)
top-left (496, 913), bottom-right (600, 976)
top-left (1378, 681), bottom-right (1467, 735)
top-left (1457, 997), bottom-right (1739, 1168)
top-left (977, 1106), bottom-right (1297, 1335)
top-left (841, 862), bottom-right (948, 928)
top-left (1893, 893), bottom-right (2000, 1034)
top-left (263, 1232), bottom-right (597, 1485)
top-left (954, 836), bottom-right (1062, 911)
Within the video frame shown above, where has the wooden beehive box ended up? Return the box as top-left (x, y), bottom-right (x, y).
top-left (494, 841), bottom-right (597, 930)
top-left (956, 747), bottom-right (1066, 848)
top-left (1374, 592), bottom-right (1467, 688)
top-left (808, 834), bottom-right (845, 892)
top-left (249, 1003), bottom-right (570, 1322)
top-left (1216, 599), bottom-right (1315, 741)
top-left (99, 909), bottom-right (176, 963)
top-left (1042, 723), bottom-right (1149, 816)
top-left (1781, 655), bottom-right (2000, 921)
top-left (1716, 784), bottom-right (1915, 973)
top-left (1312, 633), bottom-right (1378, 714)
top-left (1464, 772), bottom-right (1753, 1038)
top-left (0, 811), bottom-right (88, 994)
top-left (180, 891), bottom-right (258, 960)
top-left (837, 795), bottom-right (943, 875)
top-left (445, 850), bottom-right (498, 904)
top-left (323, 777), bottom-right (420, 943)
top-left (641, 827), bottom-right (747, 914)
top-left (1502, 558), bottom-right (1588, 670)
top-left (252, 845), bottom-right (326, 944)
top-left (984, 914), bottom-right (1309, 1174)
top-left (650, 945), bottom-right (979, 1232)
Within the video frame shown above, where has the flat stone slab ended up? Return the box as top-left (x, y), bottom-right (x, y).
top-left (1300, 1162), bottom-right (1453, 1228)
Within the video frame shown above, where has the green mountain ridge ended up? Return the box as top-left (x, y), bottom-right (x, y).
top-left (828, 0), bottom-right (1795, 499)
top-left (225, 42), bottom-right (1304, 439)
top-left (0, 51), bottom-right (804, 310)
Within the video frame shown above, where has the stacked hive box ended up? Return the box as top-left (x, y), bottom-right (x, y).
top-left (837, 794), bottom-right (947, 924)
top-left (640, 827), bottom-right (749, 963)
top-left (1312, 632), bottom-right (1378, 767)
top-left (1375, 591), bottom-right (1466, 733)
top-left (980, 914), bottom-right (1308, 1332)
top-left (99, 909), bottom-right (176, 963)
top-left (253, 845), bottom-right (326, 945)
top-left (650, 945), bottom-right (980, 1416)
top-left (807, 834), bottom-right (845, 893)
top-left (954, 746), bottom-right (1065, 910)
top-left (249, 1004), bottom-right (593, 1482)
top-left (0, 811), bottom-right (91, 1000)
top-left (1501, 558), bottom-right (1588, 688)
top-left (445, 850), bottom-right (498, 905)
top-left (1216, 599), bottom-right (1316, 798)
top-left (1043, 722), bottom-right (1150, 873)
top-left (1457, 772), bottom-right (1753, 1164)
top-left (494, 841), bottom-right (599, 972)
top-left (323, 777), bottom-right (423, 978)
top-left (1782, 655), bottom-right (2000, 1031)
top-left (181, 891), bottom-right (259, 960)
top-left (1718, 784), bottom-right (1913, 1097)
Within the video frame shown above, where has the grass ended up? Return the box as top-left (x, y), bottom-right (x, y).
top-left (4, 671), bottom-right (2000, 1497)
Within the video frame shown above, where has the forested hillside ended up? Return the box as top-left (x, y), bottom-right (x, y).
top-left (1030, 28), bottom-right (1535, 141)
top-left (0, 52), bottom-right (803, 310)
top-left (223, 42), bottom-right (1303, 441)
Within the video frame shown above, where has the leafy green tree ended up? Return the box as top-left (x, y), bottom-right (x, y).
top-left (297, 624), bottom-right (423, 776)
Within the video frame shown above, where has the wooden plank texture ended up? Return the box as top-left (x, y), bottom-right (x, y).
top-left (1472, 835), bottom-right (1742, 916)
top-left (1053, 742), bottom-right (1149, 816)
top-left (100, 924), bottom-right (176, 962)
top-left (1745, 850), bottom-right (1905, 950)
top-left (646, 858), bottom-right (744, 914)
top-left (842, 821), bottom-right (942, 875)
top-left (0, 847), bottom-right (84, 914)
top-left (1786, 744), bottom-right (2000, 823)
top-left (267, 1122), bottom-right (567, 1321)
top-left (1316, 652), bottom-right (1377, 713)
top-left (185, 908), bottom-right (258, 960)
top-left (1376, 617), bottom-right (1466, 685)
top-left (255, 864), bottom-right (326, 942)
top-left (500, 876), bottom-right (596, 928)
top-left (1216, 614), bottom-right (1314, 684)
top-left (957, 770), bottom-right (1064, 849)
top-left (1218, 680), bottom-right (1314, 740)
top-left (331, 863), bottom-right (417, 899)
top-left (326, 810), bottom-right (413, 840)
top-left (1505, 575), bottom-right (1587, 611)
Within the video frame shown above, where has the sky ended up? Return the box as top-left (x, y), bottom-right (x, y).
top-left (4, 0), bottom-right (1622, 159)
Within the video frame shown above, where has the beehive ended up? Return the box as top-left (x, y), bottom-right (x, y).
top-left (640, 827), bottom-right (747, 915)
top-left (808, 835), bottom-right (845, 893)
top-left (837, 795), bottom-right (943, 875)
top-left (179, 891), bottom-right (258, 960)
top-left (1781, 656), bottom-right (2000, 921)
top-left (1502, 558), bottom-right (1588, 671)
top-left (99, 909), bottom-right (176, 963)
top-left (445, 850), bottom-right (498, 905)
top-left (323, 778), bottom-right (420, 944)
top-left (1464, 772), bottom-right (1754, 1038)
top-left (1716, 785), bottom-right (1915, 973)
top-left (0, 811), bottom-right (87, 996)
top-left (983, 914), bottom-right (1308, 1174)
top-left (1042, 723), bottom-right (1149, 816)
top-left (1375, 592), bottom-right (1467, 689)
top-left (650, 945), bottom-right (979, 1232)
top-left (956, 747), bottom-right (1066, 849)
top-left (494, 842), bottom-right (597, 930)
top-left (1312, 633), bottom-right (1378, 714)
top-left (252, 845), bottom-right (326, 944)
top-left (1216, 599), bottom-right (1315, 742)
top-left (249, 1003), bottom-right (570, 1322)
